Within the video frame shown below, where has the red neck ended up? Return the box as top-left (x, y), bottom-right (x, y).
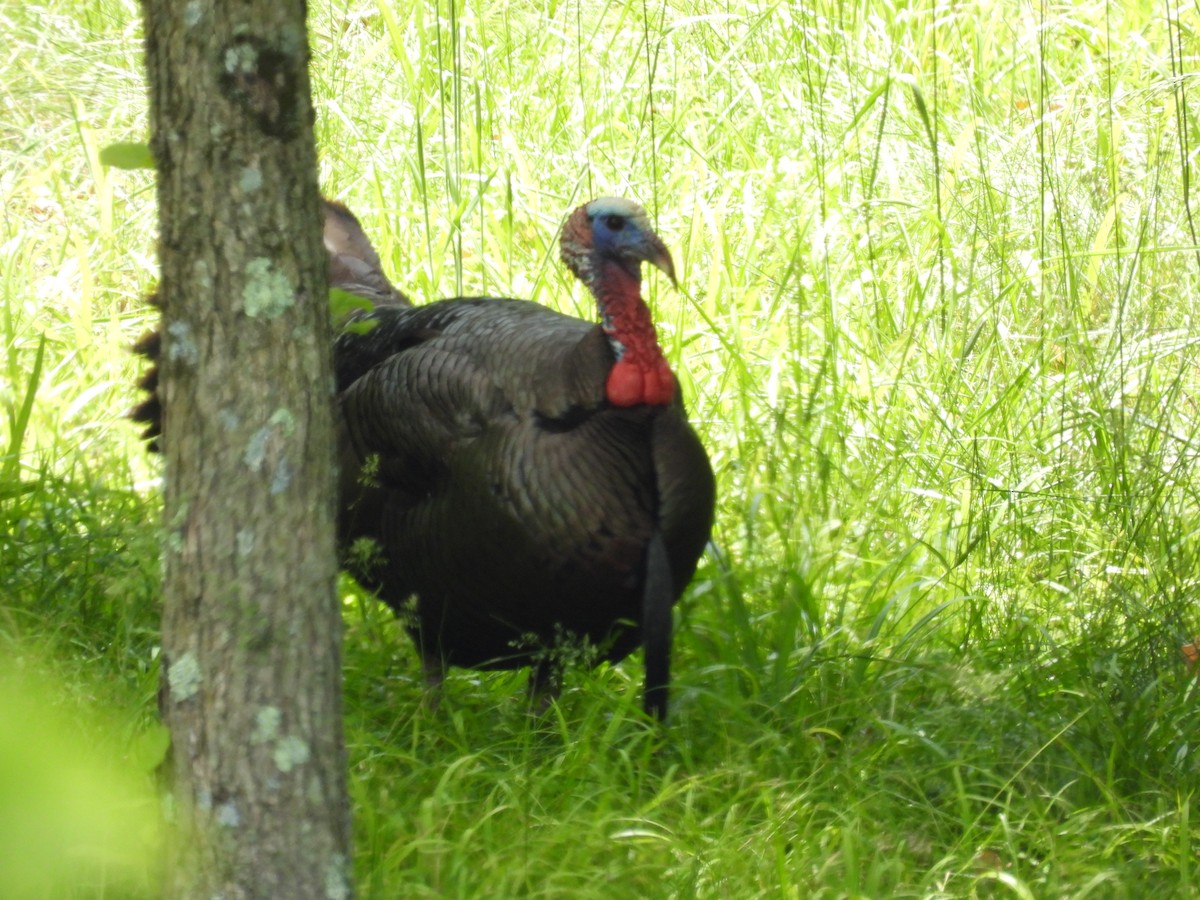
top-left (592, 260), bottom-right (675, 407)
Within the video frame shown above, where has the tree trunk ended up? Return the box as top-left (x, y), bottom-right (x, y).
top-left (140, 2), bottom-right (352, 896)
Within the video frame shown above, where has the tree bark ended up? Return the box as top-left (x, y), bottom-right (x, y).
top-left (141, 1), bottom-right (351, 896)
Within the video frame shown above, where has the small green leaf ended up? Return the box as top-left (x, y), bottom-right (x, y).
top-left (130, 722), bottom-right (171, 773)
top-left (340, 318), bottom-right (380, 335)
top-left (330, 287), bottom-right (377, 332)
top-left (100, 141), bottom-right (156, 170)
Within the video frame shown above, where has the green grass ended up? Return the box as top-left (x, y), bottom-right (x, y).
top-left (3, 0), bottom-right (1199, 895)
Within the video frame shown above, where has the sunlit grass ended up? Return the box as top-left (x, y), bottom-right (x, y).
top-left (2, 0), bottom-right (1199, 895)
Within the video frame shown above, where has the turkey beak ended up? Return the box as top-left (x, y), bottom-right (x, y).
top-left (643, 235), bottom-right (677, 288)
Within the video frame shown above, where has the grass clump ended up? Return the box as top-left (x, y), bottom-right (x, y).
top-left (2, 0), bottom-right (1199, 895)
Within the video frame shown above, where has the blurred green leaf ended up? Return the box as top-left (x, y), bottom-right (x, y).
top-left (100, 141), bottom-right (155, 170)
top-left (0, 666), bottom-right (161, 895)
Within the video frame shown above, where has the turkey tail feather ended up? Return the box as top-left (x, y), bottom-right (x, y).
top-left (642, 530), bottom-right (674, 721)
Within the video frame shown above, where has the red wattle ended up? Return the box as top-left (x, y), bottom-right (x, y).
top-left (606, 361), bottom-right (643, 407)
top-left (606, 358), bottom-right (675, 407)
top-left (645, 358), bottom-right (676, 405)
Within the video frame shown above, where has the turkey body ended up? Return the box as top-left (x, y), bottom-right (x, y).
top-left (134, 195), bottom-right (715, 719)
top-left (336, 297), bottom-right (714, 693)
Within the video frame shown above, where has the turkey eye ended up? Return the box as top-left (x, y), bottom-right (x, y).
top-left (605, 215), bottom-right (625, 231)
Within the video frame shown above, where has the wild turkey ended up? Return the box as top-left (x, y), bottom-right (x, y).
top-left (134, 196), bottom-right (714, 720)
top-left (337, 197), bottom-right (714, 719)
